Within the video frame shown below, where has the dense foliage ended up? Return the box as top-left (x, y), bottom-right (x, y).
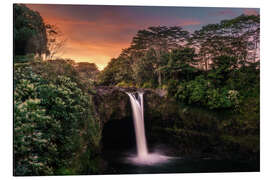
top-left (14, 4), bottom-right (48, 58)
top-left (14, 61), bottom-right (101, 175)
top-left (13, 6), bottom-right (260, 175)
top-left (14, 4), bottom-right (66, 61)
top-left (98, 14), bottom-right (260, 111)
top-left (75, 62), bottom-right (100, 82)
top-left (97, 15), bottom-right (260, 161)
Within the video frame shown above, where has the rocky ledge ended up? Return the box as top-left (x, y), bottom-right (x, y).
top-left (93, 86), bottom-right (167, 97)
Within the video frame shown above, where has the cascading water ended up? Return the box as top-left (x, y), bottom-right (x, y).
top-left (126, 91), bottom-right (171, 165)
top-left (126, 92), bottom-right (148, 158)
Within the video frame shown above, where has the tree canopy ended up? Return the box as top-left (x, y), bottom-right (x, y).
top-left (98, 14), bottom-right (260, 111)
top-left (14, 4), bottom-right (48, 57)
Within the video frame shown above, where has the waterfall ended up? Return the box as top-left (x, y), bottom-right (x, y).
top-left (126, 92), bottom-right (148, 158)
top-left (126, 91), bottom-right (171, 165)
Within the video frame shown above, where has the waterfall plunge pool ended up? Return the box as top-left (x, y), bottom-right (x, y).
top-left (100, 91), bottom-right (259, 174)
top-left (101, 146), bottom-right (259, 174)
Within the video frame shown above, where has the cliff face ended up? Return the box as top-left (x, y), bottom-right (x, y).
top-left (92, 86), bottom-right (168, 126)
top-left (93, 87), bottom-right (131, 127)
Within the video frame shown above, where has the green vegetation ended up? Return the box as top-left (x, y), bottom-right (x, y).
top-left (14, 4), bottom-right (48, 59)
top-left (14, 4), bottom-right (67, 61)
top-left (14, 4), bottom-right (259, 175)
top-left (14, 61), bottom-right (102, 175)
top-left (97, 14), bottom-right (259, 160)
top-left (98, 14), bottom-right (259, 112)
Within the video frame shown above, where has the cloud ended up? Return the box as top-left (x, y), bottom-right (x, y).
top-left (179, 19), bottom-right (201, 26)
top-left (243, 9), bottom-right (259, 16)
top-left (210, 9), bottom-right (237, 16)
top-left (38, 13), bottom-right (137, 68)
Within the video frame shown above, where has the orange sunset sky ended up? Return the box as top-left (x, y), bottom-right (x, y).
top-left (26, 4), bottom-right (259, 70)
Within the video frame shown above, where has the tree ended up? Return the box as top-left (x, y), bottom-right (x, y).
top-left (219, 14), bottom-right (260, 64)
top-left (98, 56), bottom-right (133, 86)
top-left (190, 14), bottom-right (260, 70)
top-left (45, 24), bottom-right (67, 59)
top-left (14, 4), bottom-right (48, 58)
top-left (208, 55), bottom-right (238, 87)
top-left (160, 47), bottom-right (198, 82)
top-left (133, 49), bottom-right (158, 87)
top-left (75, 62), bottom-right (99, 80)
top-left (129, 26), bottom-right (190, 86)
top-left (98, 26), bottom-right (190, 87)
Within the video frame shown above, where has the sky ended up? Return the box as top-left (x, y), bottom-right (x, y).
top-left (26, 4), bottom-right (259, 70)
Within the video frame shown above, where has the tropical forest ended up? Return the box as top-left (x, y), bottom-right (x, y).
top-left (13, 4), bottom-right (260, 175)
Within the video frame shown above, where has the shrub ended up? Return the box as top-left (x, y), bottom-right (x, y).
top-left (14, 64), bottom-right (101, 175)
top-left (175, 76), bottom-right (209, 105)
top-left (14, 54), bottom-right (36, 63)
top-left (175, 76), bottom-right (240, 110)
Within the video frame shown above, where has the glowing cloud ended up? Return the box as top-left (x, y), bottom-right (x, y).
top-left (243, 9), bottom-right (259, 15)
top-left (179, 19), bottom-right (201, 26)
